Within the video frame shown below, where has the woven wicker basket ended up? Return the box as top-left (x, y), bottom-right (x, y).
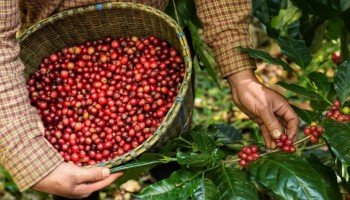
top-left (18, 2), bottom-right (193, 168)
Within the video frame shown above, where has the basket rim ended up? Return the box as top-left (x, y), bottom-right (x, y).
top-left (18, 2), bottom-right (193, 168)
top-left (18, 2), bottom-right (181, 43)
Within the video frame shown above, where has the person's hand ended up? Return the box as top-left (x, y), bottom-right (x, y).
top-left (227, 70), bottom-right (299, 149)
top-left (32, 162), bottom-right (123, 199)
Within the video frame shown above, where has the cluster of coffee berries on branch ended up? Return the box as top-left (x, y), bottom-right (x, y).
top-left (326, 99), bottom-right (350, 122)
top-left (238, 145), bottom-right (260, 167)
top-left (26, 35), bottom-right (185, 166)
top-left (275, 134), bottom-right (296, 153)
top-left (303, 124), bottom-right (324, 143)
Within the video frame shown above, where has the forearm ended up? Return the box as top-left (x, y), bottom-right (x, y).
top-left (194, 0), bottom-right (256, 77)
top-left (0, 0), bottom-right (63, 191)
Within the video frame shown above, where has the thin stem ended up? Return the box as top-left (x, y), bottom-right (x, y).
top-left (172, 0), bottom-right (181, 25)
top-left (224, 136), bottom-right (313, 165)
top-left (162, 157), bottom-right (178, 162)
top-left (177, 136), bottom-right (195, 147)
top-left (304, 142), bottom-right (325, 150)
top-left (260, 149), bottom-right (281, 157)
top-left (223, 158), bottom-right (240, 163)
top-left (294, 135), bottom-right (311, 146)
top-left (303, 76), bottom-right (333, 106)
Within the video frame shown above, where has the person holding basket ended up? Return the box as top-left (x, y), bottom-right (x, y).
top-left (0, 0), bottom-right (298, 198)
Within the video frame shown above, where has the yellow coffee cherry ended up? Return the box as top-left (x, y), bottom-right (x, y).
top-left (342, 106), bottom-right (350, 115)
top-left (310, 121), bottom-right (317, 126)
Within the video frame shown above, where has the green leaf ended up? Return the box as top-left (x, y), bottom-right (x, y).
top-left (277, 81), bottom-right (321, 99)
top-left (271, 2), bottom-right (302, 38)
top-left (177, 150), bottom-right (210, 168)
top-left (191, 130), bottom-right (216, 154)
top-left (290, 0), bottom-right (338, 19)
top-left (334, 60), bottom-right (350, 105)
top-left (308, 72), bottom-right (330, 96)
top-left (252, 0), bottom-right (285, 38)
top-left (340, 0), bottom-right (350, 12)
top-left (310, 99), bottom-right (334, 114)
top-left (305, 154), bottom-right (342, 200)
top-left (323, 119), bottom-right (350, 165)
top-left (112, 154), bottom-right (167, 187)
top-left (324, 19), bottom-right (343, 40)
top-left (110, 159), bottom-right (166, 173)
top-left (341, 9), bottom-right (350, 32)
top-left (237, 46), bottom-right (296, 73)
top-left (187, 21), bottom-right (221, 89)
top-left (253, 0), bottom-right (279, 25)
top-left (192, 177), bottom-right (220, 200)
top-left (291, 105), bottom-right (319, 124)
top-left (298, 14), bottom-right (325, 48)
top-left (207, 124), bottom-right (242, 144)
top-left (137, 169), bottom-right (199, 200)
top-left (335, 159), bottom-right (350, 192)
top-left (209, 165), bottom-right (258, 200)
top-left (303, 148), bottom-right (335, 168)
top-left (164, 0), bottom-right (201, 28)
top-left (210, 148), bottom-right (223, 167)
top-left (114, 166), bottom-right (151, 188)
top-left (248, 153), bottom-right (329, 200)
top-left (277, 37), bottom-right (313, 70)
top-left (160, 128), bottom-right (195, 152)
top-left (308, 22), bottom-right (327, 52)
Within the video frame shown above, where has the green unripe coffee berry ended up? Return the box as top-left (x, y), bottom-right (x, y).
top-left (342, 106), bottom-right (350, 115)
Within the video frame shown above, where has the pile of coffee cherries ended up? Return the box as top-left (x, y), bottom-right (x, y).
top-left (26, 35), bottom-right (185, 166)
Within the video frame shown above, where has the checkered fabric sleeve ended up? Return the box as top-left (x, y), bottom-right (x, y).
top-left (0, 0), bottom-right (64, 192)
top-left (195, 0), bottom-right (256, 78)
top-left (3, 0), bottom-right (168, 192)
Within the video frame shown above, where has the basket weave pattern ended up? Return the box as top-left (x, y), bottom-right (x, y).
top-left (18, 2), bottom-right (193, 168)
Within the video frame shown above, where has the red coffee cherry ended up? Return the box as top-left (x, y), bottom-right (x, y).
top-left (238, 145), bottom-right (260, 167)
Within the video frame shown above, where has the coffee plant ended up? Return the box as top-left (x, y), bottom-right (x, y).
top-left (104, 0), bottom-right (350, 199)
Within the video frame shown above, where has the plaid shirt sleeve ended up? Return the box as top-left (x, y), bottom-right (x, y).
top-left (3, 0), bottom-right (168, 192)
top-left (0, 0), bottom-right (63, 192)
top-left (194, 0), bottom-right (256, 78)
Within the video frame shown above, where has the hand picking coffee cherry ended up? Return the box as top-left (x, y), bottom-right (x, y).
top-left (275, 134), bottom-right (296, 153)
top-left (238, 145), bottom-right (260, 167)
top-left (304, 124), bottom-right (323, 143)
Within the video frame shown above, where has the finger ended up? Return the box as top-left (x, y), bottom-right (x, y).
top-left (283, 111), bottom-right (299, 142)
top-left (78, 172), bottom-right (123, 193)
top-left (259, 110), bottom-right (283, 139)
top-left (274, 105), bottom-right (299, 141)
top-left (78, 167), bottom-right (112, 183)
top-left (260, 125), bottom-right (276, 149)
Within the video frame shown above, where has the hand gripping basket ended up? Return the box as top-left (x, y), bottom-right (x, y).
top-left (18, 2), bottom-right (193, 168)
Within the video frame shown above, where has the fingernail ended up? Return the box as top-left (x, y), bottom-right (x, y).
top-left (102, 168), bottom-right (110, 178)
top-left (272, 129), bottom-right (282, 139)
